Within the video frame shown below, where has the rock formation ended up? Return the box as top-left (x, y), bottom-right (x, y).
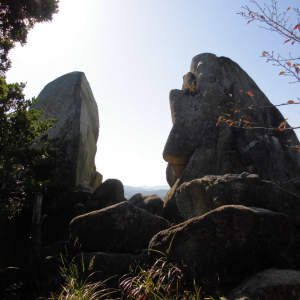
top-left (33, 72), bottom-right (101, 188)
top-left (176, 172), bottom-right (300, 224)
top-left (163, 53), bottom-right (300, 223)
top-left (128, 193), bottom-right (164, 217)
top-left (3, 55), bottom-right (300, 299)
top-left (83, 179), bottom-right (126, 214)
top-left (226, 269), bottom-right (300, 300)
top-left (149, 205), bottom-right (297, 293)
top-left (69, 201), bottom-right (171, 254)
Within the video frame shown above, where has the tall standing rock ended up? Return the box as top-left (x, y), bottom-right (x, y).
top-left (163, 53), bottom-right (300, 222)
top-left (33, 72), bottom-right (101, 188)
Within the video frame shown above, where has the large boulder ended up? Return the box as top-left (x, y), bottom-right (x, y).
top-left (33, 72), bottom-right (101, 188)
top-left (149, 205), bottom-right (297, 293)
top-left (176, 172), bottom-right (300, 224)
top-left (163, 179), bottom-right (184, 224)
top-left (226, 269), bottom-right (300, 300)
top-left (70, 201), bottom-right (171, 254)
top-left (162, 53), bottom-right (300, 223)
top-left (128, 193), bottom-right (164, 217)
top-left (83, 179), bottom-right (126, 214)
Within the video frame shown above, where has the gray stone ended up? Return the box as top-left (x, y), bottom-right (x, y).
top-left (176, 173), bottom-right (300, 224)
top-left (128, 193), bottom-right (164, 217)
top-left (33, 72), bottom-right (100, 187)
top-left (166, 163), bottom-right (177, 188)
top-left (70, 201), bottom-right (171, 254)
top-left (149, 205), bottom-right (297, 293)
top-left (162, 53), bottom-right (300, 223)
top-left (83, 178), bottom-right (126, 214)
top-left (226, 269), bottom-right (300, 300)
top-left (162, 179), bottom-right (184, 224)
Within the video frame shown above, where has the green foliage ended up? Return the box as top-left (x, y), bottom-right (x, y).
top-left (43, 255), bottom-right (115, 300)
top-left (0, 0), bottom-right (59, 74)
top-left (119, 256), bottom-right (184, 300)
top-left (0, 76), bottom-right (69, 219)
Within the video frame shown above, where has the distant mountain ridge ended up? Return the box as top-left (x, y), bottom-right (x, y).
top-left (137, 185), bottom-right (170, 190)
top-left (124, 185), bottom-right (170, 199)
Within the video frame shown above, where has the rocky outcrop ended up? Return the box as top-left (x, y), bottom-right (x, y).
top-left (128, 193), bottom-right (164, 217)
top-left (83, 179), bottom-right (126, 214)
top-left (149, 205), bottom-right (297, 292)
top-left (176, 172), bottom-right (300, 224)
top-left (70, 201), bottom-right (171, 254)
top-left (226, 269), bottom-right (300, 300)
top-left (163, 53), bottom-right (300, 223)
top-left (33, 72), bottom-right (101, 188)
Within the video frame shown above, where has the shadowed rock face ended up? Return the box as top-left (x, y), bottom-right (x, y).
top-left (227, 269), bottom-right (300, 300)
top-left (176, 172), bottom-right (300, 224)
top-left (162, 53), bottom-right (300, 222)
top-left (83, 179), bottom-right (126, 214)
top-left (69, 201), bottom-right (171, 254)
top-left (164, 53), bottom-right (300, 184)
top-left (33, 72), bottom-right (100, 188)
top-left (149, 205), bottom-right (297, 294)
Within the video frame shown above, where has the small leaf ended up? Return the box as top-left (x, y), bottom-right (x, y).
top-left (226, 114), bottom-right (231, 116)
top-left (248, 11), bottom-right (252, 16)
top-left (247, 91), bottom-right (254, 96)
top-left (260, 15), bottom-right (265, 19)
top-left (277, 128), bottom-right (284, 131)
top-left (292, 41), bottom-right (295, 45)
top-left (294, 24), bottom-right (300, 31)
top-left (279, 71), bottom-right (286, 75)
top-left (287, 139), bottom-right (292, 142)
top-left (287, 62), bottom-right (291, 66)
top-left (284, 39), bottom-right (291, 44)
top-left (216, 116), bottom-right (223, 126)
top-left (262, 52), bottom-right (267, 57)
top-left (239, 90), bottom-right (243, 92)
top-left (234, 110), bottom-right (239, 113)
top-left (287, 7), bottom-right (291, 11)
top-left (247, 19), bottom-right (253, 24)
top-left (288, 100), bottom-right (294, 104)
top-left (229, 121), bottom-right (234, 127)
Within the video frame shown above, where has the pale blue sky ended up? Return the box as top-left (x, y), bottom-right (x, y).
top-left (6, 0), bottom-right (300, 186)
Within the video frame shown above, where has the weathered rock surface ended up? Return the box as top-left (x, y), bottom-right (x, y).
top-left (72, 252), bottom-right (148, 288)
top-left (33, 72), bottom-right (101, 188)
top-left (70, 201), bottom-right (171, 254)
top-left (226, 269), bottom-right (300, 300)
top-left (163, 179), bottom-right (184, 224)
top-left (166, 163), bottom-right (177, 188)
top-left (83, 179), bottom-right (126, 214)
top-left (162, 53), bottom-right (300, 223)
top-left (128, 193), bottom-right (164, 217)
top-left (149, 205), bottom-right (297, 292)
top-left (176, 172), bottom-right (300, 224)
